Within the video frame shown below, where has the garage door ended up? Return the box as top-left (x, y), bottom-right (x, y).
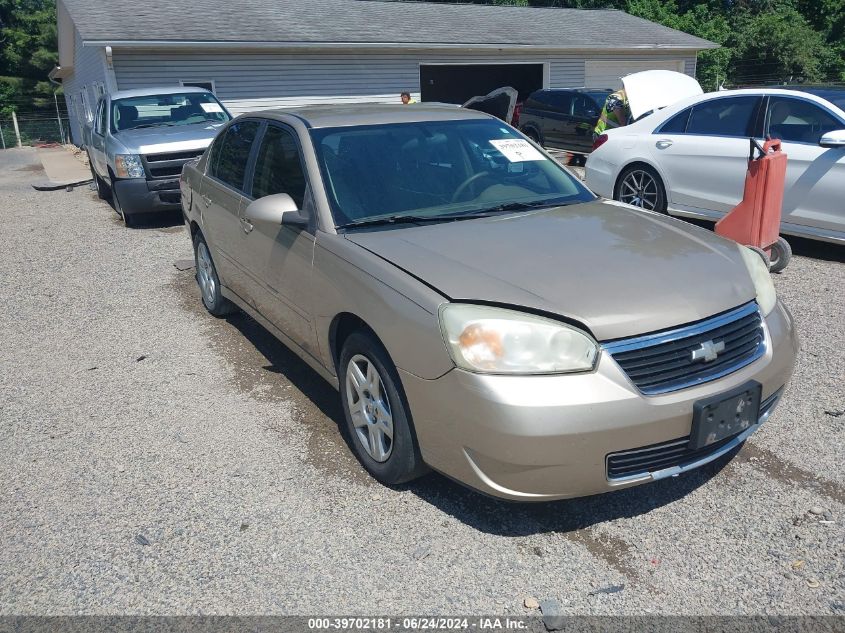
top-left (420, 64), bottom-right (544, 104)
top-left (584, 60), bottom-right (686, 90)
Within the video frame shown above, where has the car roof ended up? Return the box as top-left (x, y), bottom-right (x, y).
top-left (646, 87), bottom-right (845, 120)
top-left (110, 86), bottom-right (213, 100)
top-left (244, 104), bottom-right (493, 129)
top-left (533, 88), bottom-right (613, 95)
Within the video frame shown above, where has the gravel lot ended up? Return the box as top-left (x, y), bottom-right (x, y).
top-left (1, 147), bottom-right (843, 616)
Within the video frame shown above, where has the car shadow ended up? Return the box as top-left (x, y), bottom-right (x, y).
top-left (221, 309), bottom-right (732, 536)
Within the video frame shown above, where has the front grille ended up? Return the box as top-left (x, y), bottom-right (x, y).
top-left (603, 302), bottom-right (765, 395)
top-left (606, 388), bottom-right (781, 481)
top-left (142, 149), bottom-right (205, 180)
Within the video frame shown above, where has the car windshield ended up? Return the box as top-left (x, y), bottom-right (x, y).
top-left (311, 118), bottom-right (595, 227)
top-left (111, 92), bottom-right (230, 131)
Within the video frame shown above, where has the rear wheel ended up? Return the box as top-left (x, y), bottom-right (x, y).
top-left (339, 331), bottom-right (427, 486)
top-left (768, 237), bottom-right (792, 273)
top-left (614, 165), bottom-right (667, 213)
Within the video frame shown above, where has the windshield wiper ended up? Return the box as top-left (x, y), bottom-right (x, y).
top-left (130, 122), bottom-right (177, 129)
top-left (337, 214), bottom-right (470, 229)
top-left (336, 200), bottom-right (581, 230)
top-left (463, 199), bottom-right (576, 216)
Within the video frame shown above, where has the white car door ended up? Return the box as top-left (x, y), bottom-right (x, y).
top-left (763, 95), bottom-right (845, 233)
top-left (649, 95), bottom-right (763, 214)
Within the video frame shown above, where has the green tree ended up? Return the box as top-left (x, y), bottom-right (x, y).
top-left (0, 0), bottom-right (59, 115)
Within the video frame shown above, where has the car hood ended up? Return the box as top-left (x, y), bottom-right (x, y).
top-left (622, 70), bottom-right (703, 120)
top-left (114, 121), bottom-right (226, 155)
top-left (345, 200), bottom-right (756, 341)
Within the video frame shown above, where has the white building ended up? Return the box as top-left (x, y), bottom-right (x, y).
top-left (51, 0), bottom-right (716, 144)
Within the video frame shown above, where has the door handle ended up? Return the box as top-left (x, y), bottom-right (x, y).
top-left (240, 217), bottom-right (254, 234)
top-left (655, 139), bottom-right (673, 149)
top-left (201, 195), bottom-right (212, 207)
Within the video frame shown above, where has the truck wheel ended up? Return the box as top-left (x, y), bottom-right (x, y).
top-left (87, 154), bottom-right (111, 200)
top-left (768, 237), bottom-right (792, 273)
top-left (110, 179), bottom-right (135, 228)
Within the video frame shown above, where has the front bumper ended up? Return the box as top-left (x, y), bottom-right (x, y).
top-left (400, 300), bottom-right (797, 501)
top-left (112, 177), bottom-right (182, 217)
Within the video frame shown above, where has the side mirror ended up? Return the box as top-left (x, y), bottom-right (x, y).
top-left (819, 130), bottom-right (845, 149)
top-left (243, 193), bottom-right (308, 228)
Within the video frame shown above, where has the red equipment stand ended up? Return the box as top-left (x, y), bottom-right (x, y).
top-left (715, 138), bottom-right (792, 272)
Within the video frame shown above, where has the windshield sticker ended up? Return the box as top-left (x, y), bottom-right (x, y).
top-left (200, 102), bottom-right (223, 113)
top-left (489, 139), bottom-right (545, 162)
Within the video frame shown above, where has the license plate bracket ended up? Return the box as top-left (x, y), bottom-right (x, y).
top-left (690, 381), bottom-right (762, 450)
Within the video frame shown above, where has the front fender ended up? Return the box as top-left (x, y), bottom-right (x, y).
top-left (311, 232), bottom-right (454, 381)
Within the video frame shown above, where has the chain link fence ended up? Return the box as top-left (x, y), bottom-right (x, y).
top-left (0, 115), bottom-right (72, 149)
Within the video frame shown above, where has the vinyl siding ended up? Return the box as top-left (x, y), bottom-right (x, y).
top-left (63, 28), bottom-right (108, 144)
top-left (112, 49), bottom-right (698, 115)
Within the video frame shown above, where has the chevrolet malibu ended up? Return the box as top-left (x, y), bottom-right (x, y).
top-left (180, 105), bottom-right (797, 501)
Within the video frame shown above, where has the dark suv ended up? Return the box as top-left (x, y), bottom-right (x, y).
top-left (519, 88), bottom-right (611, 156)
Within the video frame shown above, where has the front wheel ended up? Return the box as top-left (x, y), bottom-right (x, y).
top-left (339, 332), bottom-right (427, 486)
top-left (522, 127), bottom-right (542, 145)
top-left (88, 154), bottom-right (111, 200)
top-left (614, 165), bottom-right (667, 213)
top-left (193, 233), bottom-right (236, 317)
top-left (110, 180), bottom-right (135, 227)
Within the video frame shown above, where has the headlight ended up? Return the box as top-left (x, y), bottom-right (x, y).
top-left (439, 304), bottom-right (598, 374)
top-left (739, 246), bottom-right (776, 316)
top-left (114, 154), bottom-right (145, 178)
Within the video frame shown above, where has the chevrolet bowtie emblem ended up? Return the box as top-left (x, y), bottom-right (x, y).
top-left (691, 339), bottom-right (725, 363)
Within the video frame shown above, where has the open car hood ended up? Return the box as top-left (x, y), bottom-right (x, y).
top-left (622, 70), bottom-right (703, 120)
top-left (463, 86), bottom-right (518, 124)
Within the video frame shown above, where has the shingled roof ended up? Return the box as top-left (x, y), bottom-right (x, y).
top-left (61, 0), bottom-right (717, 50)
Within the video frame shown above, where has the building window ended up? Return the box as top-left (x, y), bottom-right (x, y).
top-left (180, 80), bottom-right (216, 94)
top-left (79, 89), bottom-right (92, 122)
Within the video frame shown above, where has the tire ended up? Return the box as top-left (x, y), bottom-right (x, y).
top-left (339, 331), bottom-right (427, 486)
top-left (193, 233), bottom-right (236, 317)
top-left (748, 246), bottom-right (770, 267)
top-left (768, 237), bottom-right (792, 273)
top-left (87, 154), bottom-right (111, 200)
top-left (110, 179), bottom-right (135, 227)
top-left (614, 164), bottom-right (668, 214)
top-left (522, 127), bottom-right (542, 145)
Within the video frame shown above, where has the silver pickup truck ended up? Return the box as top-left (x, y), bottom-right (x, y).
top-left (84, 86), bottom-right (231, 227)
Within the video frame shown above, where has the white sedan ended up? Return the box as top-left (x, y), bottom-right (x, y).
top-left (585, 87), bottom-right (845, 245)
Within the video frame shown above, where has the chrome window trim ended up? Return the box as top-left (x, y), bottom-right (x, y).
top-left (602, 302), bottom-right (766, 396)
top-left (602, 301), bottom-right (759, 354)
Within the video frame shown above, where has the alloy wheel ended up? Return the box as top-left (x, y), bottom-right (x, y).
top-left (196, 241), bottom-right (217, 307)
top-left (345, 354), bottom-right (394, 462)
top-left (619, 169), bottom-right (660, 210)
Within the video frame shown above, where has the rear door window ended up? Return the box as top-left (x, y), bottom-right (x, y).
top-left (765, 96), bottom-right (842, 144)
top-left (572, 94), bottom-right (599, 118)
top-left (250, 125), bottom-right (307, 207)
top-left (212, 120), bottom-right (260, 191)
top-left (657, 107), bottom-right (692, 134)
top-left (686, 96), bottom-right (760, 138)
